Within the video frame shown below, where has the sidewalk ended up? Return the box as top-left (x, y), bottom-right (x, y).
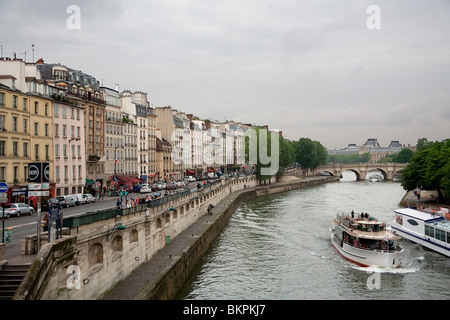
top-left (2, 241), bottom-right (35, 265)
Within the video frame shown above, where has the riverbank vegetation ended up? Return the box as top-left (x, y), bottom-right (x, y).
top-left (245, 129), bottom-right (327, 180)
top-left (401, 138), bottom-right (450, 203)
top-left (278, 137), bottom-right (327, 175)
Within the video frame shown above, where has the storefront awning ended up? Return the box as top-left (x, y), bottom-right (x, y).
top-left (86, 178), bottom-right (95, 185)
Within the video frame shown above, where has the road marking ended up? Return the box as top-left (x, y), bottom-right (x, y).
top-left (8, 221), bottom-right (37, 229)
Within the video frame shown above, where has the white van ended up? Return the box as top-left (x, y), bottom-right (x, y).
top-left (56, 195), bottom-right (76, 208)
top-left (72, 194), bottom-right (87, 205)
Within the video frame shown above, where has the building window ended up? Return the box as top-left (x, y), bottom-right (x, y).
top-left (23, 142), bottom-right (28, 157)
top-left (0, 141), bottom-right (5, 156)
top-left (23, 98), bottom-right (27, 111)
top-left (12, 117), bottom-right (17, 132)
top-left (35, 144), bottom-right (39, 160)
top-left (0, 167), bottom-right (5, 180)
top-left (34, 122), bottom-right (38, 136)
top-left (0, 93), bottom-right (5, 106)
top-left (23, 119), bottom-right (27, 133)
top-left (54, 104), bottom-right (59, 116)
top-left (13, 95), bottom-right (17, 109)
top-left (55, 166), bottom-right (60, 181)
top-left (13, 141), bottom-right (18, 156)
top-left (45, 123), bottom-right (49, 136)
top-left (45, 145), bottom-right (49, 161)
top-left (55, 144), bottom-right (59, 157)
top-left (13, 166), bottom-right (18, 182)
top-left (34, 101), bottom-right (38, 114)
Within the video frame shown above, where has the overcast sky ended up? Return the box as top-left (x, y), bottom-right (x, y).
top-left (1, 0), bottom-right (449, 149)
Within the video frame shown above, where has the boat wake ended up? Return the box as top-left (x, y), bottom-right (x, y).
top-left (350, 264), bottom-right (418, 274)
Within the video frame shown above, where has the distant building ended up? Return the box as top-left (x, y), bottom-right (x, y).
top-left (328, 138), bottom-right (411, 163)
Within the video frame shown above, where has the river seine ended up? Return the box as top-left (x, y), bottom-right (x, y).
top-left (176, 172), bottom-right (450, 300)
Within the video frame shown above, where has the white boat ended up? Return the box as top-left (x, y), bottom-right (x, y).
top-left (330, 212), bottom-right (404, 268)
top-left (391, 208), bottom-right (450, 257)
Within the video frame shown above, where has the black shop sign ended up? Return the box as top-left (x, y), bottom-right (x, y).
top-left (28, 163), bottom-right (50, 183)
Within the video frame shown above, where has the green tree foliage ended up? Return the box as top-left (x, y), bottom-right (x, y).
top-left (401, 139), bottom-right (450, 201)
top-left (327, 152), bottom-right (371, 164)
top-left (244, 127), bottom-right (278, 181)
top-left (294, 138), bottom-right (327, 171)
top-left (380, 148), bottom-right (414, 163)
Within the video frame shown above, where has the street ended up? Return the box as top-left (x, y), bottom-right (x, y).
top-left (1, 196), bottom-right (121, 245)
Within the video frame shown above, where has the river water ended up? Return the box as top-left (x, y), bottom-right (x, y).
top-left (177, 172), bottom-right (450, 300)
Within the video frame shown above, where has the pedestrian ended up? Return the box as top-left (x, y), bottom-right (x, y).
top-left (207, 207), bottom-right (211, 215)
top-left (41, 213), bottom-right (49, 232)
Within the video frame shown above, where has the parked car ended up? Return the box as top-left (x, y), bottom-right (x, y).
top-left (185, 176), bottom-right (196, 182)
top-left (140, 184), bottom-right (150, 193)
top-left (73, 194), bottom-right (88, 205)
top-left (56, 195), bottom-right (76, 208)
top-left (1, 203), bottom-right (34, 218)
top-left (84, 193), bottom-right (96, 203)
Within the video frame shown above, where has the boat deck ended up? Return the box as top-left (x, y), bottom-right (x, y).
top-left (334, 214), bottom-right (400, 240)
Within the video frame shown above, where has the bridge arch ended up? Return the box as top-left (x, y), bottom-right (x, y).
top-left (340, 169), bottom-right (362, 180)
top-left (366, 168), bottom-right (388, 180)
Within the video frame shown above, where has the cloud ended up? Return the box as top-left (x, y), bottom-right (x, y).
top-left (1, 0), bottom-right (449, 150)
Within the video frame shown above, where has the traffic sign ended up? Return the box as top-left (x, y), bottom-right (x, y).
top-left (0, 193), bottom-right (7, 203)
top-left (0, 182), bottom-right (8, 193)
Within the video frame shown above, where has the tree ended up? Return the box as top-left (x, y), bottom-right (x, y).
top-left (401, 139), bottom-right (450, 202)
top-left (416, 137), bottom-right (433, 152)
top-left (395, 148), bottom-right (414, 163)
top-left (295, 138), bottom-right (327, 173)
top-left (245, 127), bottom-right (279, 183)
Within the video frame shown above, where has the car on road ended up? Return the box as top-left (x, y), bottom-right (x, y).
top-left (1, 203), bottom-right (34, 218)
top-left (72, 194), bottom-right (88, 205)
top-left (56, 195), bottom-right (76, 208)
top-left (140, 184), bottom-right (150, 193)
top-left (83, 193), bottom-right (96, 203)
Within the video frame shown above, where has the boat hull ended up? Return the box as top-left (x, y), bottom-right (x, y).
top-left (330, 228), bottom-right (403, 268)
top-left (391, 225), bottom-right (450, 258)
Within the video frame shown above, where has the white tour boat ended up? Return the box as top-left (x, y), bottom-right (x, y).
top-left (330, 212), bottom-right (404, 268)
top-left (391, 207), bottom-right (450, 257)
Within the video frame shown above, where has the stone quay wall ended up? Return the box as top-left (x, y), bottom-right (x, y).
top-left (14, 176), bottom-right (258, 300)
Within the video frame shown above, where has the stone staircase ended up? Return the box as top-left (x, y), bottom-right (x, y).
top-left (0, 264), bottom-right (30, 300)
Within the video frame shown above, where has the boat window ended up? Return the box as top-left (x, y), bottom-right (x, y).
top-left (407, 219), bottom-right (419, 226)
top-left (447, 232), bottom-right (450, 244)
top-left (435, 228), bottom-right (446, 242)
top-left (425, 225), bottom-right (435, 238)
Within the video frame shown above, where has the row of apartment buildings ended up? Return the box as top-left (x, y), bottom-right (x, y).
top-left (0, 57), bottom-right (254, 205)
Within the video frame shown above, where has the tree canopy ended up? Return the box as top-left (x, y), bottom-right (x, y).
top-left (401, 139), bottom-right (450, 201)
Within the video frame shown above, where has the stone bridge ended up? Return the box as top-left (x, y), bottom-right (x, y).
top-left (314, 162), bottom-right (408, 180)
top-left (286, 163), bottom-right (408, 180)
